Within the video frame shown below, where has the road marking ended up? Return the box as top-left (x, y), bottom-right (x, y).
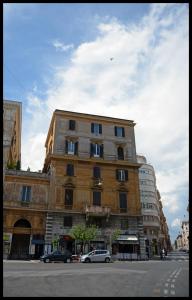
top-left (170, 290), bottom-right (175, 295)
top-left (172, 279), bottom-right (175, 282)
top-left (171, 284), bottom-right (175, 288)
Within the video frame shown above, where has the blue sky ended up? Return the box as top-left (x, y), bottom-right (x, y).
top-left (3, 3), bottom-right (189, 244)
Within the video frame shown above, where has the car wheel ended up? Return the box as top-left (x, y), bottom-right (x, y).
top-left (45, 258), bottom-right (50, 263)
top-left (85, 258), bottom-right (90, 263)
top-left (105, 257), bottom-right (110, 263)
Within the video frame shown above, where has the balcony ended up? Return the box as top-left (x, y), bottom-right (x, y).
top-left (85, 205), bottom-right (111, 221)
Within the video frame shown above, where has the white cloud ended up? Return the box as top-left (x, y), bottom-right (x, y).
top-left (171, 218), bottom-right (182, 228)
top-left (52, 40), bottom-right (74, 52)
top-left (21, 2), bottom-right (188, 232)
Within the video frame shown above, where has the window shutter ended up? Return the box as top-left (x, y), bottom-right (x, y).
top-left (65, 140), bottom-right (68, 153)
top-left (67, 164), bottom-right (74, 176)
top-left (115, 126), bottom-right (117, 136)
top-left (75, 141), bottom-right (78, 155)
top-left (122, 127), bottom-right (125, 137)
top-left (94, 166), bottom-right (100, 178)
top-left (116, 169), bottom-right (119, 180)
top-left (99, 124), bottom-right (102, 134)
top-left (26, 187), bottom-right (31, 202)
top-left (21, 186), bottom-right (26, 201)
top-left (125, 170), bottom-right (128, 181)
top-left (91, 123), bottom-right (94, 133)
top-left (90, 143), bottom-right (93, 157)
top-left (100, 144), bottom-right (103, 158)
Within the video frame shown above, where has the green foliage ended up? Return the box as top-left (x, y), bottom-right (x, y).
top-left (16, 160), bottom-right (21, 170)
top-left (70, 224), bottom-right (98, 253)
top-left (111, 228), bottom-right (121, 241)
top-left (7, 162), bottom-right (17, 169)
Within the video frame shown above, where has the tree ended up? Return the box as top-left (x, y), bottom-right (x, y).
top-left (16, 160), bottom-right (21, 170)
top-left (7, 161), bottom-right (16, 169)
top-left (111, 228), bottom-right (121, 242)
top-left (70, 224), bottom-right (98, 254)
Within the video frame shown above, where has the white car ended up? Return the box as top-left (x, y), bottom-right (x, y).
top-left (80, 250), bottom-right (111, 263)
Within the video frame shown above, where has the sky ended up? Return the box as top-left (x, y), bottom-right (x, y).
top-left (3, 3), bottom-right (189, 244)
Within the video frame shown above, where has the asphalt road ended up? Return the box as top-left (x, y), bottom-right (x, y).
top-left (3, 259), bottom-right (189, 297)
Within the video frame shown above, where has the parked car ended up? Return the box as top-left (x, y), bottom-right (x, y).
top-left (80, 250), bottom-right (111, 263)
top-left (40, 250), bottom-right (72, 263)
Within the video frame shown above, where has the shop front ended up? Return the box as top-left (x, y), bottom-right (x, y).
top-left (112, 234), bottom-right (140, 260)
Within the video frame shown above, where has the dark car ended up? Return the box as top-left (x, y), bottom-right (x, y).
top-left (40, 250), bottom-right (72, 263)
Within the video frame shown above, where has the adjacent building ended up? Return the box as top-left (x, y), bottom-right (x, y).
top-left (3, 100), bottom-right (22, 172)
top-left (3, 169), bottom-right (49, 259)
top-left (137, 155), bottom-right (171, 257)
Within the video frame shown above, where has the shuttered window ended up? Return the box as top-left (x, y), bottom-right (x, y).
top-left (116, 169), bottom-right (128, 181)
top-left (90, 143), bottom-right (103, 158)
top-left (93, 191), bottom-right (101, 206)
top-left (115, 126), bottom-right (125, 137)
top-left (119, 192), bottom-right (127, 211)
top-left (91, 123), bottom-right (102, 135)
top-left (21, 186), bottom-right (31, 202)
top-left (66, 164), bottom-right (74, 176)
top-left (69, 120), bottom-right (76, 130)
top-left (93, 166), bottom-right (101, 178)
top-left (65, 140), bottom-right (78, 155)
top-left (65, 189), bottom-right (73, 207)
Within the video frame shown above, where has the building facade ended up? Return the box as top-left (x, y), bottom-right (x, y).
top-left (3, 100), bottom-right (22, 172)
top-left (3, 169), bottom-right (49, 259)
top-left (42, 110), bottom-right (146, 259)
top-left (157, 190), bottom-right (172, 252)
top-left (137, 155), bottom-right (171, 257)
top-left (181, 221), bottom-right (189, 250)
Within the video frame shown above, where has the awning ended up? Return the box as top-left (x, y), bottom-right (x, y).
top-left (116, 235), bottom-right (139, 244)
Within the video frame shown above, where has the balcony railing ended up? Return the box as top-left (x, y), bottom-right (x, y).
top-left (85, 205), bottom-right (111, 220)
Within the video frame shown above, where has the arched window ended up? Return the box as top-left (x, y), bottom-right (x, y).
top-left (14, 219), bottom-right (31, 228)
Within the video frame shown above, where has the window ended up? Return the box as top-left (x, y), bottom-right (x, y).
top-left (117, 146), bottom-right (124, 160)
top-left (21, 186), bottom-right (31, 202)
top-left (66, 164), bottom-right (74, 176)
top-left (91, 123), bottom-right (102, 135)
top-left (114, 126), bottom-right (125, 137)
top-left (121, 219), bottom-right (129, 229)
top-left (69, 120), bottom-right (76, 130)
top-left (116, 169), bottom-right (128, 181)
top-left (93, 166), bottom-right (101, 178)
top-left (90, 143), bottom-right (103, 158)
top-left (119, 192), bottom-right (127, 212)
top-left (65, 140), bottom-right (78, 155)
top-left (65, 189), bottom-right (73, 208)
top-left (93, 191), bottom-right (101, 206)
top-left (63, 216), bottom-right (72, 227)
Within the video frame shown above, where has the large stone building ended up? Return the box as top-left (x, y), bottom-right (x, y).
top-left (42, 110), bottom-right (146, 259)
top-left (4, 103), bottom-right (171, 260)
top-left (137, 155), bottom-right (171, 257)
